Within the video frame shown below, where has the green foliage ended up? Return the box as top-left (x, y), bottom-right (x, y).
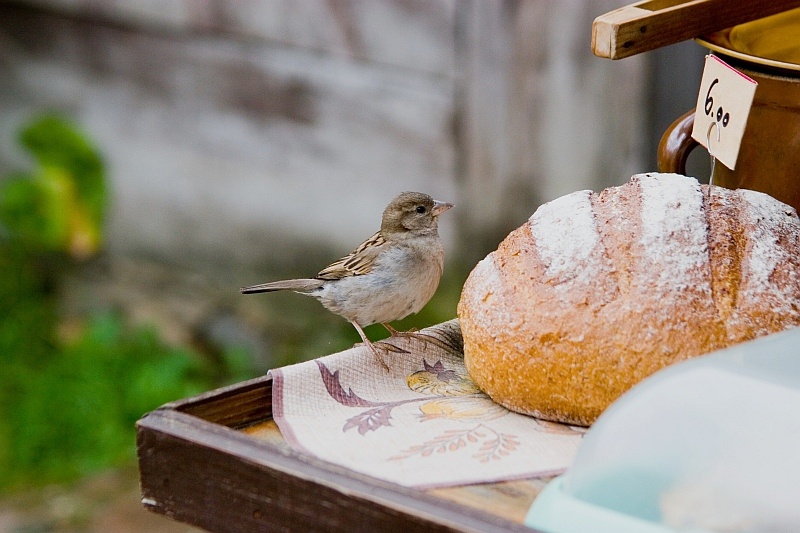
top-left (0, 115), bottom-right (227, 494)
top-left (0, 114), bottom-right (106, 258)
top-left (0, 311), bottom-right (212, 493)
top-left (19, 114), bottom-right (105, 221)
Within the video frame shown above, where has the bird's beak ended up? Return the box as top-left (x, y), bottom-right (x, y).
top-left (432, 200), bottom-right (454, 217)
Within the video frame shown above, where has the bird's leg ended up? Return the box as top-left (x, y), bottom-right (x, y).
top-left (382, 323), bottom-right (401, 336)
top-left (350, 322), bottom-right (390, 371)
top-left (381, 323), bottom-right (452, 353)
top-left (381, 323), bottom-right (418, 336)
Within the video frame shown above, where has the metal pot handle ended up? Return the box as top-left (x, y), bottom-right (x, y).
top-left (657, 110), bottom-right (698, 174)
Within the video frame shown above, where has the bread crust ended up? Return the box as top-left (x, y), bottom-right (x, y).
top-left (458, 174), bottom-right (800, 426)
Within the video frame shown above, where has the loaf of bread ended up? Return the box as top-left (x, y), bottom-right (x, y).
top-left (458, 173), bottom-right (800, 426)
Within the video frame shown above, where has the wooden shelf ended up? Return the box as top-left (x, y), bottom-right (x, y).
top-left (137, 374), bottom-right (550, 533)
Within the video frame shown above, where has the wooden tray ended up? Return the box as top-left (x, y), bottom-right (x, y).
top-left (137, 374), bottom-right (552, 533)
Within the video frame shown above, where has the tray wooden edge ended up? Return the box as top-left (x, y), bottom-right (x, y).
top-left (136, 374), bottom-right (539, 533)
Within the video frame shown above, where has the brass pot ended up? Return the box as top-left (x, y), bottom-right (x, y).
top-left (658, 8), bottom-right (800, 212)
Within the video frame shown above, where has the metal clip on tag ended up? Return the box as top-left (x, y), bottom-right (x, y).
top-left (706, 120), bottom-right (721, 201)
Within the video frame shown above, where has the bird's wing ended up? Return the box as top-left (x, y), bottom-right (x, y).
top-left (316, 231), bottom-right (387, 280)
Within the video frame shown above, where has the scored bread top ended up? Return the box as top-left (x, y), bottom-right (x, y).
top-left (459, 173), bottom-right (800, 425)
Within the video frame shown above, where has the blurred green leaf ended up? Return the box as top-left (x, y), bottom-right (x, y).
top-left (0, 173), bottom-right (49, 246)
top-left (19, 114), bottom-right (105, 226)
top-left (1, 114), bottom-right (106, 258)
top-left (0, 312), bottom-right (215, 493)
top-left (0, 113), bottom-right (258, 495)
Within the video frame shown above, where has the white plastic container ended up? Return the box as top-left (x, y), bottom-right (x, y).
top-left (526, 326), bottom-right (800, 532)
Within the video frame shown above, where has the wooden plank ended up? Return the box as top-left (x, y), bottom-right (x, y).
top-left (592, 0), bottom-right (800, 59)
top-left (137, 408), bottom-right (538, 533)
top-left (429, 479), bottom-right (550, 524)
top-left (166, 375), bottom-right (273, 429)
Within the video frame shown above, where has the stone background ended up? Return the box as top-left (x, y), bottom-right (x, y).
top-left (0, 0), bottom-right (705, 275)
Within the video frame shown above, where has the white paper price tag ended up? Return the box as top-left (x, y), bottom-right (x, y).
top-left (691, 55), bottom-right (757, 170)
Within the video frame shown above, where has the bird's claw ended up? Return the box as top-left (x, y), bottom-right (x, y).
top-left (375, 340), bottom-right (410, 354)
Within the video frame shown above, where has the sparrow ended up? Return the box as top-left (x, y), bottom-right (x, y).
top-left (240, 192), bottom-right (453, 370)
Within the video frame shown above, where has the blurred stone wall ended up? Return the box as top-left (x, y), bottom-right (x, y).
top-left (0, 0), bottom-right (657, 273)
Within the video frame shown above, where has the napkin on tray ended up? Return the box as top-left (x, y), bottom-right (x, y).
top-left (270, 319), bottom-right (583, 489)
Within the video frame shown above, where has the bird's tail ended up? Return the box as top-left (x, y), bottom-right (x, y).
top-left (240, 278), bottom-right (324, 294)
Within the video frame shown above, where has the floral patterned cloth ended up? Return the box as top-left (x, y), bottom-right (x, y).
top-left (270, 319), bottom-right (583, 488)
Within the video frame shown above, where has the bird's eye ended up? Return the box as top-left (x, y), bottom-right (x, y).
top-left (415, 205), bottom-right (426, 214)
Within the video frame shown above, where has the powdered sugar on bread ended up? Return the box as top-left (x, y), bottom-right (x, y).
top-left (637, 173), bottom-right (711, 296)
top-left (462, 254), bottom-right (522, 337)
top-left (740, 189), bottom-right (793, 295)
top-left (736, 189), bottom-right (800, 329)
top-left (529, 190), bottom-right (599, 290)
